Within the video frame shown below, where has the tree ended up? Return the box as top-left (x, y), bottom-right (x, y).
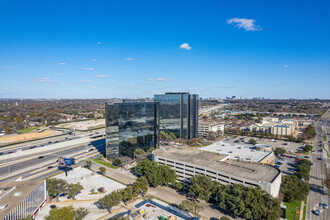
top-left (68, 182), bottom-right (84, 200)
top-left (147, 147), bottom-right (155, 153)
top-left (135, 159), bottom-right (177, 187)
top-left (132, 176), bottom-right (149, 196)
top-left (188, 175), bottom-right (214, 201)
top-left (179, 200), bottom-right (204, 217)
top-left (99, 166), bottom-right (106, 174)
top-left (113, 158), bottom-right (122, 166)
top-left (220, 217), bottom-right (231, 220)
top-left (133, 148), bottom-right (145, 157)
top-left (46, 178), bottom-right (69, 201)
top-left (85, 160), bottom-right (92, 169)
top-left (98, 191), bottom-right (122, 213)
top-left (248, 139), bottom-right (257, 145)
top-left (176, 182), bottom-right (183, 191)
top-left (75, 207), bottom-right (89, 220)
top-left (207, 132), bottom-right (216, 141)
top-left (120, 186), bottom-right (134, 204)
top-left (280, 175), bottom-right (309, 202)
top-left (303, 144), bottom-right (313, 152)
top-left (274, 147), bottom-right (286, 155)
top-left (45, 206), bottom-right (76, 220)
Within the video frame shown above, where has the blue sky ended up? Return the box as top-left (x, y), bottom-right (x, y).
top-left (0, 0), bottom-right (329, 99)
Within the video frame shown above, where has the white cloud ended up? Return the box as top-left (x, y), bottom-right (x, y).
top-left (95, 75), bottom-right (110, 78)
top-left (38, 78), bottom-right (49, 82)
top-left (97, 42), bottom-right (102, 44)
top-left (284, 65), bottom-right (288, 68)
top-left (91, 60), bottom-right (97, 62)
top-left (37, 78), bottom-right (59, 84)
top-left (227, 18), bottom-right (262, 31)
top-left (179, 43), bottom-right (191, 50)
top-left (126, 58), bottom-right (134, 61)
top-left (88, 86), bottom-right (96, 89)
top-left (80, 67), bottom-right (95, 71)
top-left (149, 78), bottom-right (172, 82)
top-left (79, 80), bottom-right (91, 84)
top-left (58, 62), bottom-right (66, 65)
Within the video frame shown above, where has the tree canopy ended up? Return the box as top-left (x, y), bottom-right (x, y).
top-left (135, 159), bottom-right (177, 187)
top-left (188, 174), bottom-right (281, 220)
top-left (280, 175), bottom-right (309, 202)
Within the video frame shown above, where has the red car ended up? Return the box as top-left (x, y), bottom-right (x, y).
top-left (295, 158), bottom-right (300, 161)
top-left (286, 155), bottom-right (290, 158)
top-left (280, 154), bottom-right (284, 157)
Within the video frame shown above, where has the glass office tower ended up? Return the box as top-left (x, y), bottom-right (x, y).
top-left (154, 92), bottom-right (198, 139)
top-left (105, 102), bottom-right (159, 158)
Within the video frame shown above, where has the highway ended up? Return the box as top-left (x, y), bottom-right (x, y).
top-left (0, 128), bottom-right (105, 155)
top-left (306, 109), bottom-right (330, 220)
top-left (0, 130), bottom-right (106, 182)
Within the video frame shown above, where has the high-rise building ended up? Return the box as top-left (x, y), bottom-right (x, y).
top-left (154, 92), bottom-right (198, 139)
top-left (105, 101), bottom-right (159, 158)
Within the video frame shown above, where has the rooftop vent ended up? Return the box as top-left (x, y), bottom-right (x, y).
top-left (14, 192), bottom-right (21, 196)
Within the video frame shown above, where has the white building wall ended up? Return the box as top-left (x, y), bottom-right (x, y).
top-left (153, 154), bottom-right (281, 197)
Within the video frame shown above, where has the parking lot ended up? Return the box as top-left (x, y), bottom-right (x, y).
top-left (275, 155), bottom-right (300, 175)
top-left (225, 136), bottom-right (304, 154)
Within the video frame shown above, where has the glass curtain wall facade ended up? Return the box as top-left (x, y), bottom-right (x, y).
top-left (154, 92), bottom-right (198, 139)
top-left (105, 102), bottom-right (159, 158)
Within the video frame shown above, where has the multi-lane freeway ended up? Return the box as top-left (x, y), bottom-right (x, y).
top-left (0, 129), bottom-right (106, 182)
top-left (306, 109), bottom-right (330, 220)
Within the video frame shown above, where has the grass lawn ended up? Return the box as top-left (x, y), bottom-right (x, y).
top-left (92, 158), bottom-right (118, 169)
top-left (303, 198), bottom-right (307, 220)
top-left (284, 200), bottom-right (302, 220)
top-left (18, 126), bottom-right (43, 134)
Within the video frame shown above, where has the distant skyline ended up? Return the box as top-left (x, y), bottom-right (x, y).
top-left (1, 0), bottom-right (329, 99)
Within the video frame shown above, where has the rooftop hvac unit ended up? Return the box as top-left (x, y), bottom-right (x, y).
top-left (14, 192), bottom-right (21, 196)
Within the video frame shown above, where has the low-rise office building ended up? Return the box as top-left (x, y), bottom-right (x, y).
top-left (198, 123), bottom-right (224, 138)
top-left (153, 147), bottom-right (281, 197)
top-left (249, 117), bottom-right (297, 137)
top-left (0, 180), bottom-right (46, 220)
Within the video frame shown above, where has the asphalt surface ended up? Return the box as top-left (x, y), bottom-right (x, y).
top-left (306, 109), bottom-right (330, 220)
top-left (0, 129), bottom-right (105, 156)
top-left (0, 138), bottom-right (105, 182)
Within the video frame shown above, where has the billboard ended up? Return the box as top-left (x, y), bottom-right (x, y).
top-left (58, 157), bottom-right (75, 166)
top-left (64, 158), bottom-right (73, 165)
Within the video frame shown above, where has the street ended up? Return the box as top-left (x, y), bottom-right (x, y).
top-left (306, 110), bottom-right (330, 220)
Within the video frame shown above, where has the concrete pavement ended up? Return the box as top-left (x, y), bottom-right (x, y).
top-left (306, 109), bottom-right (330, 220)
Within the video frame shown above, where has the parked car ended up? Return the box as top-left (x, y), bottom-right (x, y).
top-left (323, 203), bottom-right (328, 209)
top-left (274, 165), bottom-right (280, 168)
top-left (47, 166), bottom-right (54, 169)
top-left (7, 151), bottom-right (13, 154)
top-left (50, 205), bottom-right (56, 209)
top-left (312, 210), bottom-right (320, 216)
top-left (0, 152), bottom-right (3, 155)
top-left (38, 156), bottom-right (44, 159)
top-left (295, 158), bottom-right (300, 161)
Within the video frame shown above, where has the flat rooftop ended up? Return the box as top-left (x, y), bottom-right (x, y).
top-left (153, 147), bottom-right (279, 183)
top-left (0, 180), bottom-right (44, 219)
top-left (201, 141), bottom-right (273, 163)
